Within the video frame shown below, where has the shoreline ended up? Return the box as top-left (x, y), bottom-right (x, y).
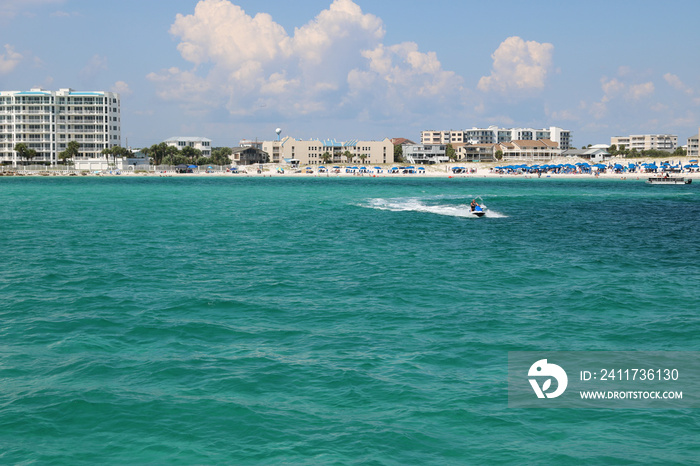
top-left (2, 157), bottom-right (699, 180)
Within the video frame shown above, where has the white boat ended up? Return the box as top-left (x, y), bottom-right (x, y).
top-left (646, 177), bottom-right (692, 185)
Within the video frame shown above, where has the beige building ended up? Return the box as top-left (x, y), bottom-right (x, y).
top-left (686, 128), bottom-right (699, 158)
top-left (610, 134), bottom-right (677, 152)
top-left (498, 139), bottom-right (561, 161)
top-left (262, 137), bottom-right (393, 166)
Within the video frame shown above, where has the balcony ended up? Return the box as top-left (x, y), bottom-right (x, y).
top-left (59, 110), bottom-right (102, 115)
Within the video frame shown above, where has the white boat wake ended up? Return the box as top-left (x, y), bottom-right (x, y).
top-left (362, 197), bottom-right (507, 218)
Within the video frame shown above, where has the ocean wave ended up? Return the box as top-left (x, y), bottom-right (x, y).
top-left (362, 197), bottom-right (507, 218)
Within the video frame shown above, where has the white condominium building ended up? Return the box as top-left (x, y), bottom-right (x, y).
top-left (164, 137), bottom-right (212, 157)
top-left (0, 88), bottom-right (121, 166)
top-left (262, 137), bottom-right (393, 166)
top-left (421, 126), bottom-right (572, 150)
top-left (610, 134), bottom-right (677, 152)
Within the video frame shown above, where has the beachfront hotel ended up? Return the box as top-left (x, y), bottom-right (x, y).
top-left (610, 134), bottom-right (677, 152)
top-left (0, 88), bottom-right (121, 166)
top-left (262, 136), bottom-right (393, 166)
top-left (421, 126), bottom-right (572, 150)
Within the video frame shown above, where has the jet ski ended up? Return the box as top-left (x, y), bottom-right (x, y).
top-left (471, 204), bottom-right (486, 217)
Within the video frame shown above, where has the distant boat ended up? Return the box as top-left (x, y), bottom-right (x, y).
top-left (646, 177), bottom-right (692, 185)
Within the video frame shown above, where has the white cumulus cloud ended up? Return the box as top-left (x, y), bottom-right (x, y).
top-left (478, 36), bottom-right (554, 93)
top-left (628, 82), bottom-right (654, 101)
top-left (0, 44), bottom-right (22, 75)
top-left (588, 72), bottom-right (657, 120)
top-left (79, 54), bottom-right (108, 83)
top-left (663, 73), bottom-right (693, 95)
top-left (600, 76), bottom-right (654, 102)
top-left (0, 0), bottom-right (63, 19)
top-left (149, 0), bottom-right (460, 119)
top-left (111, 81), bottom-right (132, 96)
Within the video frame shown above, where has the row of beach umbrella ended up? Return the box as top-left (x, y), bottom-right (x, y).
top-left (493, 161), bottom-right (698, 174)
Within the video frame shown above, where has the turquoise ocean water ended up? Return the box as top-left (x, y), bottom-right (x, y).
top-left (1, 176), bottom-right (699, 464)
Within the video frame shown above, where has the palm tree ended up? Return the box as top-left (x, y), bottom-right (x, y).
top-left (181, 146), bottom-right (201, 164)
top-left (58, 141), bottom-right (80, 166)
top-left (144, 142), bottom-right (171, 166)
top-left (321, 151), bottom-right (332, 164)
top-left (101, 146), bottom-right (114, 167)
top-left (343, 150), bottom-right (353, 164)
top-left (358, 154), bottom-right (367, 165)
top-left (14, 143), bottom-right (37, 165)
top-left (102, 145), bottom-right (132, 168)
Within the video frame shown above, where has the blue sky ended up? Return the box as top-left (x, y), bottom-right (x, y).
top-left (2, 0), bottom-right (699, 148)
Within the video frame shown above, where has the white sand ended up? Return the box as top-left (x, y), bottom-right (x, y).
top-left (4, 156), bottom-right (699, 180)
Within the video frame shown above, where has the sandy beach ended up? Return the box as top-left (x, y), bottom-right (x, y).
top-left (2, 156), bottom-right (699, 180)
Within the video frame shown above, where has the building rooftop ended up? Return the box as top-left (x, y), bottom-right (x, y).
top-left (164, 137), bottom-right (212, 143)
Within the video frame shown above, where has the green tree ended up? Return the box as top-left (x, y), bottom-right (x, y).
top-left (211, 147), bottom-right (233, 165)
top-left (14, 143), bottom-right (38, 165)
top-left (358, 154), bottom-right (367, 165)
top-left (343, 150), bottom-right (353, 163)
top-left (672, 147), bottom-right (687, 157)
top-left (58, 141), bottom-right (79, 165)
top-left (445, 143), bottom-right (457, 161)
top-left (162, 153), bottom-right (188, 166)
top-left (394, 144), bottom-right (403, 163)
top-left (101, 145), bottom-right (131, 167)
top-left (143, 142), bottom-right (175, 165)
top-left (321, 151), bottom-right (332, 164)
top-left (181, 146), bottom-right (201, 164)
top-left (495, 150), bottom-right (503, 161)
top-left (101, 146), bottom-right (114, 166)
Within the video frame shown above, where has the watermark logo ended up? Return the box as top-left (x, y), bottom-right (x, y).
top-left (528, 359), bottom-right (568, 399)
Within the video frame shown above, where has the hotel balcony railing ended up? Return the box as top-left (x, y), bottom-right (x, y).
top-left (63, 129), bottom-right (105, 133)
top-left (58, 110), bottom-right (103, 115)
